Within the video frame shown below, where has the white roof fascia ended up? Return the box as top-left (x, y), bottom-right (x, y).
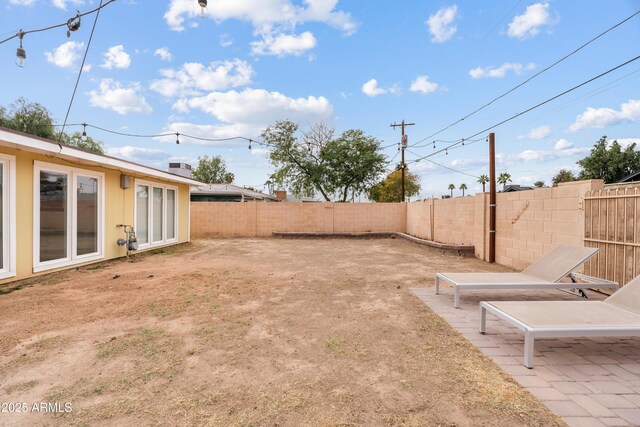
top-left (0, 129), bottom-right (202, 186)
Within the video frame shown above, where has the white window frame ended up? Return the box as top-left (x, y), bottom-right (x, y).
top-left (134, 179), bottom-right (178, 249)
top-left (33, 161), bottom-right (105, 273)
top-left (0, 153), bottom-right (16, 280)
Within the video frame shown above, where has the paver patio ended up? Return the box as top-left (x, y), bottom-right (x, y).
top-left (411, 286), bottom-right (640, 426)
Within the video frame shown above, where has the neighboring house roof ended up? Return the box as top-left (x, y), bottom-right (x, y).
top-left (0, 127), bottom-right (202, 186)
top-left (191, 183), bottom-right (279, 201)
top-left (502, 184), bottom-right (534, 192)
top-left (617, 171), bottom-right (640, 183)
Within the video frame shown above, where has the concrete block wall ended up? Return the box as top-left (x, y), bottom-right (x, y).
top-left (191, 202), bottom-right (406, 237)
top-left (190, 179), bottom-right (605, 271)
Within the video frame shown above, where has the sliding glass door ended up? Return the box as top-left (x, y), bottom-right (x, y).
top-left (34, 162), bottom-right (104, 272)
top-left (135, 180), bottom-right (178, 248)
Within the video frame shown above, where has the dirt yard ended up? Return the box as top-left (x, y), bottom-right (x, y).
top-left (0, 238), bottom-right (563, 426)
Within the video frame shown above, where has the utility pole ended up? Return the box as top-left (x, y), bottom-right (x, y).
top-left (488, 132), bottom-right (496, 263)
top-left (390, 120), bottom-right (415, 202)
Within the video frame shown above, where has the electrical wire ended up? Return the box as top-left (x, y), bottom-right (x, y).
top-left (406, 149), bottom-right (480, 179)
top-left (0, 0), bottom-right (117, 45)
top-left (411, 9), bottom-right (640, 147)
top-left (407, 54), bottom-right (640, 165)
top-left (57, 0), bottom-right (104, 146)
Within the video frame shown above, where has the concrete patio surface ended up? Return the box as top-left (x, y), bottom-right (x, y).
top-left (411, 286), bottom-right (640, 427)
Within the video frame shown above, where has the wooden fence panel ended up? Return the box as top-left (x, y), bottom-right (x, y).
top-left (584, 187), bottom-right (640, 289)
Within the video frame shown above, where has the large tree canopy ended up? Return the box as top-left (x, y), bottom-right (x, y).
top-left (192, 155), bottom-right (235, 184)
top-left (263, 120), bottom-right (387, 202)
top-left (577, 136), bottom-right (640, 183)
top-left (369, 166), bottom-right (421, 202)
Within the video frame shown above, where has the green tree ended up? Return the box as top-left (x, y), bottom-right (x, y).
top-left (2, 97), bottom-right (56, 139)
top-left (368, 166), bottom-right (421, 202)
top-left (497, 172), bottom-right (512, 191)
top-left (192, 155), bottom-right (235, 184)
top-left (552, 169), bottom-right (576, 186)
top-left (264, 120), bottom-right (386, 202)
top-left (577, 136), bottom-right (640, 183)
top-left (63, 132), bottom-right (104, 154)
top-left (459, 183), bottom-right (467, 196)
top-left (533, 180), bottom-right (545, 188)
top-left (477, 174), bottom-right (489, 192)
top-left (448, 183), bottom-right (455, 197)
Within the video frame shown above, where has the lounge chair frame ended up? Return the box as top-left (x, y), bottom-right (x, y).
top-left (480, 300), bottom-right (640, 368)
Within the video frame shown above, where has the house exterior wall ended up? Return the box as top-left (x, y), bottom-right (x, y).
top-left (0, 146), bottom-right (190, 284)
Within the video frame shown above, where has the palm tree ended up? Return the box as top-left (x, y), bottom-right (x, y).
top-left (448, 183), bottom-right (455, 197)
top-left (477, 174), bottom-right (489, 192)
top-left (497, 172), bottom-right (512, 191)
top-left (459, 183), bottom-right (467, 196)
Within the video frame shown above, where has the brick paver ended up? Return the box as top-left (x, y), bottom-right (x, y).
top-left (410, 286), bottom-right (640, 426)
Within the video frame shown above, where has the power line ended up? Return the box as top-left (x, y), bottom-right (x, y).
top-left (57, 0), bottom-right (104, 146)
top-left (406, 149), bottom-right (480, 179)
top-left (407, 54), bottom-right (640, 165)
top-left (411, 9), bottom-right (640, 147)
top-left (0, 0), bottom-right (117, 45)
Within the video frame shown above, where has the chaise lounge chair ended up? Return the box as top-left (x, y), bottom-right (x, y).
top-left (435, 245), bottom-right (618, 308)
top-left (480, 275), bottom-right (640, 368)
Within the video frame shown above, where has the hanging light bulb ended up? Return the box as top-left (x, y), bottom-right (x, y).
top-left (248, 139), bottom-right (252, 150)
top-left (198, 0), bottom-right (208, 17)
top-left (16, 30), bottom-right (26, 68)
top-left (81, 123), bottom-right (88, 141)
top-left (445, 149), bottom-right (448, 155)
top-left (461, 138), bottom-right (465, 146)
top-left (66, 11), bottom-right (81, 38)
top-left (175, 132), bottom-right (180, 145)
top-left (433, 141), bottom-right (436, 150)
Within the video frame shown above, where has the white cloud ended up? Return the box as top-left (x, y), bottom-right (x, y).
top-left (410, 75), bottom-right (439, 94)
top-left (361, 79), bottom-right (397, 97)
top-left (51, 0), bottom-right (84, 10)
top-left (88, 79), bottom-right (152, 115)
top-left (220, 34), bottom-right (234, 47)
top-left (507, 2), bottom-right (552, 39)
top-left (568, 99), bottom-right (640, 133)
top-left (426, 5), bottom-right (458, 43)
top-left (554, 138), bottom-right (572, 150)
top-left (173, 88), bottom-right (332, 126)
top-left (517, 125), bottom-right (552, 140)
top-left (101, 45), bottom-right (131, 70)
top-left (154, 47), bottom-right (173, 62)
top-left (150, 60), bottom-right (254, 98)
top-left (44, 41), bottom-right (84, 69)
top-left (469, 62), bottom-right (535, 79)
top-left (612, 138), bottom-right (640, 149)
top-left (105, 146), bottom-right (170, 167)
top-left (164, 0), bottom-right (357, 35)
top-left (9, 0), bottom-right (36, 5)
top-left (251, 31), bottom-right (317, 57)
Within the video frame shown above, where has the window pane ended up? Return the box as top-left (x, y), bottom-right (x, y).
top-left (136, 185), bottom-right (149, 244)
top-left (153, 187), bottom-right (163, 242)
top-left (40, 171), bottom-right (68, 262)
top-left (0, 163), bottom-right (3, 269)
top-left (77, 176), bottom-right (98, 255)
top-left (166, 189), bottom-right (176, 240)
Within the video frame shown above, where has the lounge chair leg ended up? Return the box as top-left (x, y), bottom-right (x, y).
top-left (480, 306), bottom-right (486, 334)
top-left (523, 331), bottom-right (534, 369)
top-left (435, 276), bottom-right (440, 294)
top-left (454, 287), bottom-right (460, 309)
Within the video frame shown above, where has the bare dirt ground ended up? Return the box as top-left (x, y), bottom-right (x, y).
top-left (0, 238), bottom-right (564, 426)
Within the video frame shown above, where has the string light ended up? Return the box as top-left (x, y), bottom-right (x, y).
top-left (81, 122), bottom-right (88, 141)
top-left (198, 0), bottom-right (208, 17)
top-left (248, 139), bottom-right (252, 150)
top-left (16, 30), bottom-right (25, 68)
top-left (66, 11), bottom-right (81, 38)
top-left (175, 132), bottom-right (180, 145)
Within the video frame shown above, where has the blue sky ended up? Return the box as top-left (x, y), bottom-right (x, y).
top-left (1, 0), bottom-right (639, 198)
